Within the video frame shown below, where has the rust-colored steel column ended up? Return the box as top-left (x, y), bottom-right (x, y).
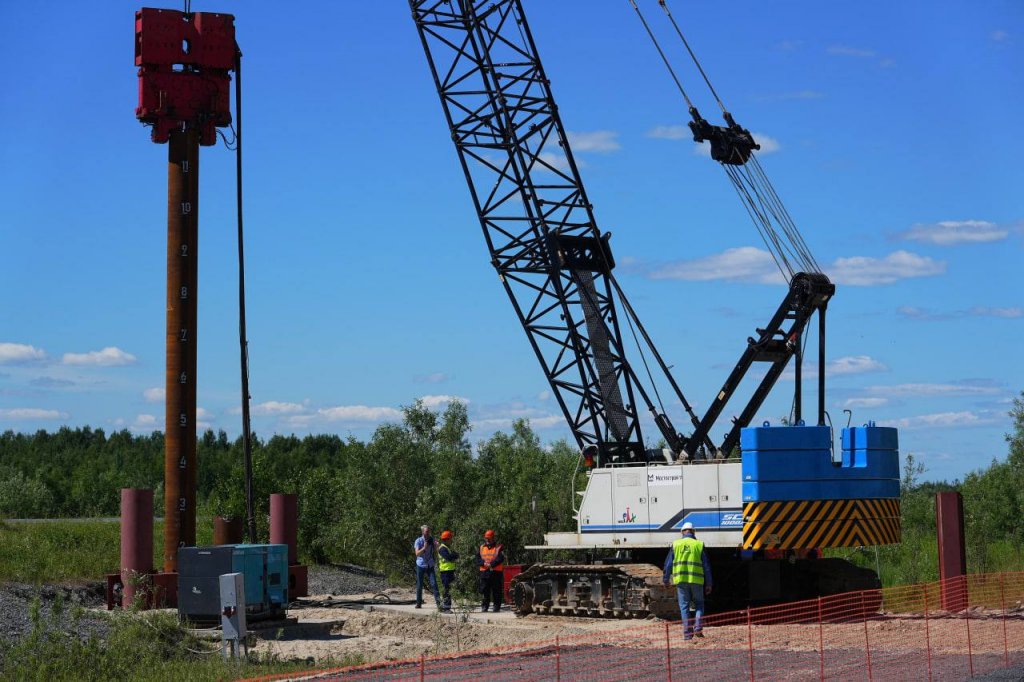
top-left (270, 493), bottom-right (298, 565)
top-left (164, 127), bottom-right (200, 572)
top-left (120, 488), bottom-right (154, 607)
top-left (936, 491), bottom-right (967, 611)
top-left (213, 515), bottom-right (244, 545)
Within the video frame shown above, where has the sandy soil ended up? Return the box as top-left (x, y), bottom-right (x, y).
top-left (251, 589), bottom-right (1024, 670)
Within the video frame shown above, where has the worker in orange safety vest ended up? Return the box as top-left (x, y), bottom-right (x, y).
top-left (475, 529), bottom-right (505, 612)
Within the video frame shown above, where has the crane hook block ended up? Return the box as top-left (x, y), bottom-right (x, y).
top-left (135, 8), bottom-right (236, 146)
top-left (688, 108), bottom-right (760, 166)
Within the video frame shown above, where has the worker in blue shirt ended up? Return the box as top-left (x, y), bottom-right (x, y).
top-left (413, 524), bottom-right (442, 609)
top-left (663, 522), bottom-right (713, 640)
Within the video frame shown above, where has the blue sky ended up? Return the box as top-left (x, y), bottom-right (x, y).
top-left (1, 1), bottom-right (1020, 483)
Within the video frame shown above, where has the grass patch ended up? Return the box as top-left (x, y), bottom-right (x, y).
top-left (0, 595), bottom-right (362, 681)
top-left (0, 519), bottom-right (215, 584)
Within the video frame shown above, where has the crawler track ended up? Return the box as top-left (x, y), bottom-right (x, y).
top-left (510, 563), bottom-right (678, 619)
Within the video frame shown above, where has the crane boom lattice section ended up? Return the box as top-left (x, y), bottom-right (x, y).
top-left (411, 0), bottom-right (652, 460)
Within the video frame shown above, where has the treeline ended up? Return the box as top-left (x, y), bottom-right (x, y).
top-left (0, 401), bottom-right (583, 581)
top-left (2, 394), bottom-right (1022, 586)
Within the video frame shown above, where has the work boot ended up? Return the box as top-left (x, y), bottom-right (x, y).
top-left (694, 630), bottom-right (704, 638)
top-left (415, 603), bottom-right (422, 609)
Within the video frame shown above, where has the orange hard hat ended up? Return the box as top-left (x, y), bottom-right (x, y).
top-left (484, 529), bottom-right (495, 539)
top-left (440, 530), bottom-right (453, 541)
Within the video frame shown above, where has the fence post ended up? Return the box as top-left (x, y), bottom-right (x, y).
top-left (747, 608), bottom-right (755, 682)
top-left (664, 620), bottom-right (673, 682)
top-left (556, 635), bottom-right (561, 682)
top-left (817, 597), bottom-right (825, 681)
top-left (1000, 572), bottom-right (1009, 666)
top-left (861, 592), bottom-right (873, 681)
top-left (964, 576), bottom-right (973, 678)
top-left (923, 585), bottom-right (933, 682)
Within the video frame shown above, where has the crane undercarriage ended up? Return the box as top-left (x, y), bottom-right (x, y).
top-left (510, 554), bottom-right (882, 619)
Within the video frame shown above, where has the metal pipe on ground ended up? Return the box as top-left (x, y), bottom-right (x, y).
top-left (270, 493), bottom-right (298, 564)
top-left (936, 491), bottom-right (967, 611)
top-left (213, 516), bottom-right (244, 545)
top-left (163, 127), bottom-right (200, 572)
top-left (120, 488), bottom-right (154, 608)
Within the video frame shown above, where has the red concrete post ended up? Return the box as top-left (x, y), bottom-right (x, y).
top-left (270, 493), bottom-right (298, 564)
top-left (120, 488), bottom-right (154, 608)
top-left (213, 515), bottom-right (244, 545)
top-left (935, 492), bottom-right (967, 611)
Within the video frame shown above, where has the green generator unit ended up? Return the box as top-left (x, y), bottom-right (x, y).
top-left (178, 543), bottom-right (288, 622)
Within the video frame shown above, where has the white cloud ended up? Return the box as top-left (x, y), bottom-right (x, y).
top-left (414, 372), bottom-right (450, 384)
top-left (829, 356), bottom-right (888, 375)
top-left (317, 405), bottom-right (403, 422)
top-left (131, 414), bottom-right (158, 431)
top-left (647, 125), bottom-right (690, 140)
top-left (898, 305), bottom-right (1023, 320)
top-left (195, 407), bottom-right (213, 431)
top-left (567, 130), bottom-right (620, 153)
top-left (474, 414), bottom-right (564, 430)
top-left (843, 397), bottom-right (889, 409)
top-left (0, 407), bottom-right (68, 420)
top-left (899, 220), bottom-right (1008, 245)
top-left (143, 387), bottom-right (165, 403)
top-left (753, 133), bottom-right (780, 154)
top-left (536, 152), bottom-right (574, 172)
top-left (252, 400), bottom-right (306, 416)
top-left (62, 346), bottom-right (137, 367)
top-left (878, 411), bottom-right (997, 430)
top-left (0, 343), bottom-right (46, 364)
top-left (828, 250), bottom-right (945, 286)
top-left (827, 45), bottom-right (877, 58)
top-left (969, 306), bottom-right (1023, 318)
top-left (784, 355), bottom-right (887, 381)
top-left (537, 390), bottom-right (551, 401)
top-left (648, 248), bottom-right (944, 286)
top-left (991, 30), bottom-right (1008, 43)
top-left (649, 247), bottom-right (785, 284)
top-left (865, 383), bottom-right (1002, 397)
top-left (418, 394), bottom-right (468, 409)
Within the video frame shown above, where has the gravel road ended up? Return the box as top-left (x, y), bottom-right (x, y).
top-left (0, 564), bottom-right (386, 647)
top-left (0, 582), bottom-right (109, 644)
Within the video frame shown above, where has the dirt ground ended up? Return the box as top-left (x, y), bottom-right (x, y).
top-left (251, 587), bottom-right (1024, 671)
top-left (252, 586), bottom-right (640, 664)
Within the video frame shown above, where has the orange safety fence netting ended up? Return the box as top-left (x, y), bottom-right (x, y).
top-left (243, 571), bottom-right (1024, 682)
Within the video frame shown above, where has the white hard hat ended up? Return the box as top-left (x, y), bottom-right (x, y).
top-left (680, 522), bottom-right (694, 531)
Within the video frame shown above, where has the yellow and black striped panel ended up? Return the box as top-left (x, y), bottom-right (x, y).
top-left (742, 498), bottom-right (900, 550)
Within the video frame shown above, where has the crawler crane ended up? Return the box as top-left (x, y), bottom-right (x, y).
top-left (409, 0), bottom-right (900, 616)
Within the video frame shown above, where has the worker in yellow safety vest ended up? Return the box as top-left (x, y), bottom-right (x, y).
top-left (438, 530), bottom-right (458, 612)
top-left (662, 522), bottom-right (713, 640)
